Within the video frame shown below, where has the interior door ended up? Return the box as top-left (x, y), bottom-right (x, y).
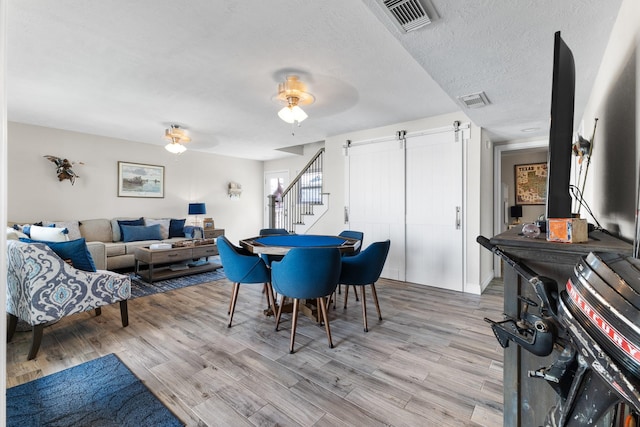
top-left (264, 171), bottom-right (289, 229)
top-left (346, 139), bottom-right (405, 281)
top-left (405, 131), bottom-right (463, 291)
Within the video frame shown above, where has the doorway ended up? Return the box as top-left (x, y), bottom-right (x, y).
top-left (264, 171), bottom-right (289, 229)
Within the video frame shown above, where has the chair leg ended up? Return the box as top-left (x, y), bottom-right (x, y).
top-left (370, 283), bottom-right (382, 321)
top-left (318, 297), bottom-right (334, 349)
top-left (228, 282), bottom-right (240, 328)
top-left (361, 286), bottom-right (369, 332)
top-left (343, 285), bottom-right (349, 309)
top-left (7, 313), bottom-right (18, 342)
top-left (28, 324), bottom-right (45, 360)
top-left (275, 295), bottom-right (286, 331)
top-left (120, 300), bottom-right (129, 327)
top-left (266, 283), bottom-right (278, 320)
top-left (289, 299), bottom-right (300, 354)
top-left (353, 285), bottom-right (359, 302)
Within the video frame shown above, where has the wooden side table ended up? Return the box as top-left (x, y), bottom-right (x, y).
top-left (203, 228), bottom-right (224, 239)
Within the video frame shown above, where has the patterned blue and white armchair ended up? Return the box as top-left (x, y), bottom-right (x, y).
top-left (6, 240), bottom-right (131, 359)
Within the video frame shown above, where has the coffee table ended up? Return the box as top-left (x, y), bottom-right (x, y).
top-left (134, 243), bottom-right (221, 283)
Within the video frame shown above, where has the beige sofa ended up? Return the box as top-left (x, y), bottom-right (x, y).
top-left (8, 218), bottom-right (201, 271)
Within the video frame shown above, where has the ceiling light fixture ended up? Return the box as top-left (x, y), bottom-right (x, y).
top-left (273, 75), bottom-right (315, 129)
top-left (164, 124), bottom-right (191, 154)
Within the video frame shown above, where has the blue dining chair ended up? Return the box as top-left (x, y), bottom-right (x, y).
top-left (217, 236), bottom-right (276, 328)
top-left (258, 228), bottom-right (290, 267)
top-left (259, 228), bottom-right (290, 236)
top-left (332, 230), bottom-right (364, 307)
top-left (338, 239), bottom-right (391, 332)
top-left (271, 247), bottom-right (342, 353)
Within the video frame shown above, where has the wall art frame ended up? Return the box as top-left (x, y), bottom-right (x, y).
top-left (514, 162), bottom-right (547, 205)
top-left (117, 161), bottom-right (165, 198)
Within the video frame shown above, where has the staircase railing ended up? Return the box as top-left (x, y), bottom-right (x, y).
top-left (268, 148), bottom-right (325, 232)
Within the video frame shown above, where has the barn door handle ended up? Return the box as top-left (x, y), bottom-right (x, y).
top-left (455, 206), bottom-right (461, 229)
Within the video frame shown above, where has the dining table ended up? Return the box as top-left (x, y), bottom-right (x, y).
top-left (239, 234), bottom-right (361, 256)
top-left (238, 234), bottom-right (360, 321)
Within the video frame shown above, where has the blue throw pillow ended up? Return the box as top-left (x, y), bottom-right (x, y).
top-left (168, 218), bottom-right (186, 238)
top-left (117, 218), bottom-right (144, 241)
top-left (121, 224), bottom-right (162, 243)
top-left (19, 237), bottom-right (96, 272)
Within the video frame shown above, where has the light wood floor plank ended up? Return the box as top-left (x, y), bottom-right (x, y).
top-left (6, 277), bottom-right (505, 426)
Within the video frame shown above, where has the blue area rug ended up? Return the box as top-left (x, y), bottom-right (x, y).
top-left (7, 353), bottom-right (183, 427)
top-left (129, 268), bottom-right (226, 299)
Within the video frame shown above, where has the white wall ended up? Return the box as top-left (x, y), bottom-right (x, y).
top-left (580, 0), bottom-right (640, 241)
top-left (264, 112), bottom-right (488, 294)
top-left (8, 122), bottom-right (264, 244)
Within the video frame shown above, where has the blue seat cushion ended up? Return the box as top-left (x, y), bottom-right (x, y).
top-left (19, 237), bottom-right (97, 272)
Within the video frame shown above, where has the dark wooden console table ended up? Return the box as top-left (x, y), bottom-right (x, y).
top-left (489, 227), bottom-right (632, 427)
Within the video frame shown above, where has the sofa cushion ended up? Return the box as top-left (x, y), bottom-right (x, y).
top-left (7, 227), bottom-right (28, 240)
top-left (121, 224), bottom-right (162, 243)
top-left (168, 218), bottom-right (186, 238)
top-left (144, 218), bottom-right (170, 239)
top-left (19, 237), bottom-right (97, 272)
top-left (104, 242), bottom-right (126, 257)
top-left (80, 219), bottom-right (113, 243)
top-left (114, 218), bottom-right (144, 242)
top-left (29, 225), bottom-right (69, 242)
top-left (43, 220), bottom-right (82, 240)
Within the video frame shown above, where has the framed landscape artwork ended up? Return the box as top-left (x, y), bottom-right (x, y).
top-left (514, 162), bottom-right (547, 205)
top-left (117, 162), bottom-right (165, 198)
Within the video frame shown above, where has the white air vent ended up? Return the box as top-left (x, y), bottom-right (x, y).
top-left (458, 91), bottom-right (491, 109)
top-left (383, 0), bottom-right (432, 32)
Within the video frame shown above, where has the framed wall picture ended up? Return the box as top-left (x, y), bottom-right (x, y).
top-left (117, 161), bottom-right (165, 198)
top-left (514, 162), bottom-right (547, 205)
top-left (203, 218), bottom-right (214, 228)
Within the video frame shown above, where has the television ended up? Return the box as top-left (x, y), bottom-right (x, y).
top-left (546, 31), bottom-right (575, 219)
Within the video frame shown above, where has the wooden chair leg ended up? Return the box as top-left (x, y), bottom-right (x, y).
top-left (289, 299), bottom-right (300, 354)
top-left (95, 307), bottom-right (102, 316)
top-left (7, 313), bottom-right (18, 342)
top-left (120, 300), bottom-right (129, 327)
top-left (266, 283), bottom-right (277, 320)
top-left (352, 285), bottom-right (359, 302)
top-left (275, 294), bottom-right (286, 331)
top-left (228, 282), bottom-right (240, 327)
top-left (319, 297), bottom-right (334, 349)
top-left (343, 285), bottom-right (349, 309)
top-left (28, 324), bottom-right (45, 360)
top-left (370, 283), bottom-right (382, 321)
top-left (361, 286), bottom-right (369, 332)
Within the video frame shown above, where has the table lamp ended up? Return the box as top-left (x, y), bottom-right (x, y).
top-left (510, 205), bottom-right (523, 224)
top-left (188, 203), bottom-right (206, 228)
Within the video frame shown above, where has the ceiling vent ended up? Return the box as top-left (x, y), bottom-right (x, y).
top-left (382, 0), bottom-right (433, 32)
top-left (457, 91), bottom-right (491, 109)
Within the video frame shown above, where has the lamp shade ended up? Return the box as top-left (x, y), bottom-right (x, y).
top-left (278, 105), bottom-right (308, 124)
top-left (188, 203), bottom-right (206, 215)
top-left (165, 142), bottom-right (187, 154)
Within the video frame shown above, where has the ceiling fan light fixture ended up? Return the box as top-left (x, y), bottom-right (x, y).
top-left (164, 124), bottom-right (190, 154)
top-left (274, 75), bottom-right (314, 125)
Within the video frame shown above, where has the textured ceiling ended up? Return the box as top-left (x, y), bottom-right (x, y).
top-left (7, 0), bottom-right (622, 160)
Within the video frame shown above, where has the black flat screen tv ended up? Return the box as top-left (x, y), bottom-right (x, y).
top-left (546, 31), bottom-right (575, 219)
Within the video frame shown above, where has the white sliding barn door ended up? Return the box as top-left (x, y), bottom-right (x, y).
top-left (346, 139), bottom-right (405, 281)
top-left (405, 131), bottom-right (463, 291)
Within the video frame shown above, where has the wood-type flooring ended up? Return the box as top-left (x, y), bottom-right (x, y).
top-left (6, 277), bottom-right (505, 426)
